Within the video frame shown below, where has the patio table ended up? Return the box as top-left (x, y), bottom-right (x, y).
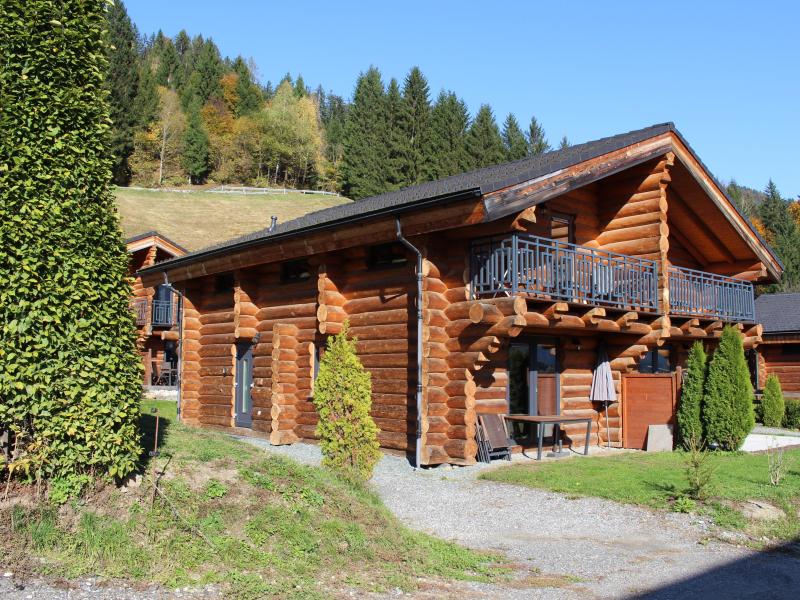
top-left (504, 414), bottom-right (592, 461)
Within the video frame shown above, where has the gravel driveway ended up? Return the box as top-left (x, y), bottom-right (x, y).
top-left (248, 439), bottom-right (800, 599)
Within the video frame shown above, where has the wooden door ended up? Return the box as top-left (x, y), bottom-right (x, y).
top-left (622, 374), bottom-right (676, 450)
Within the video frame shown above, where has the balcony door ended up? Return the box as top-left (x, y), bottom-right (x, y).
top-left (508, 338), bottom-right (560, 438)
top-left (234, 342), bottom-right (254, 428)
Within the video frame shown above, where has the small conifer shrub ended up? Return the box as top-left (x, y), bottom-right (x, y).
top-left (677, 342), bottom-right (707, 447)
top-left (761, 374), bottom-right (785, 428)
top-left (312, 323), bottom-right (381, 479)
top-left (702, 326), bottom-right (755, 450)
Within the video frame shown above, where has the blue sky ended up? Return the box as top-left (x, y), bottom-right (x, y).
top-left (127, 0), bottom-right (799, 198)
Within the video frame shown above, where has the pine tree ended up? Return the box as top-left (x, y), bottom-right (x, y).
top-left (183, 105), bottom-right (211, 184)
top-left (527, 116), bottom-right (550, 155)
top-left (105, 0), bottom-right (140, 184)
top-left (312, 323), bottom-right (381, 479)
top-left (294, 74), bottom-right (308, 98)
top-left (341, 67), bottom-right (389, 199)
top-left (154, 36), bottom-right (178, 87)
top-left (133, 60), bottom-right (159, 127)
top-left (385, 78), bottom-right (407, 190)
top-left (676, 342), bottom-right (707, 447)
top-left (559, 135), bottom-right (570, 150)
top-left (467, 104), bottom-right (505, 168)
top-left (231, 56), bottom-right (262, 116)
top-left (182, 38), bottom-right (223, 108)
top-left (761, 374), bottom-right (785, 427)
top-left (703, 326), bottom-right (755, 450)
top-left (759, 180), bottom-right (800, 291)
top-left (399, 66), bottom-right (431, 185)
top-left (0, 0), bottom-right (142, 481)
top-left (423, 91), bottom-right (471, 179)
top-left (502, 113), bottom-right (528, 160)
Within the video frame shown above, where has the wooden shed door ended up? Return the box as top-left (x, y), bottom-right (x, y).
top-left (622, 374), bottom-right (676, 450)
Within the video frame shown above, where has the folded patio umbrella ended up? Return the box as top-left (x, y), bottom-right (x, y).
top-left (590, 344), bottom-right (617, 448)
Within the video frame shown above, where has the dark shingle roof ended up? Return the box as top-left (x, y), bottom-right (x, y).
top-left (142, 123), bottom-right (676, 272)
top-left (124, 230), bottom-right (188, 254)
top-left (755, 293), bottom-right (800, 334)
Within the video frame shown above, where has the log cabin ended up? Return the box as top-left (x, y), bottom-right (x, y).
top-left (755, 293), bottom-right (800, 398)
top-left (126, 231), bottom-right (185, 387)
top-left (139, 123), bottom-right (782, 464)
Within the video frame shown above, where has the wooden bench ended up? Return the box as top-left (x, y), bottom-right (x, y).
top-left (504, 414), bottom-right (592, 460)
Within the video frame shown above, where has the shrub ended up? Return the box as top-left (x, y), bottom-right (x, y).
top-left (761, 374), bottom-right (785, 427)
top-left (683, 437), bottom-right (715, 500)
top-left (677, 342), bottom-right (707, 447)
top-left (702, 326), bottom-right (755, 450)
top-left (672, 496), bottom-right (697, 513)
top-left (784, 399), bottom-right (800, 430)
top-left (312, 322), bottom-right (381, 479)
top-left (0, 1), bottom-right (143, 482)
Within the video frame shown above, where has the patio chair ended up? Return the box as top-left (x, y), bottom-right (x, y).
top-left (476, 413), bottom-right (516, 463)
top-left (155, 361), bottom-right (174, 386)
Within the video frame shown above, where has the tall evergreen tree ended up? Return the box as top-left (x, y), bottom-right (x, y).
top-left (527, 116), bottom-right (550, 156)
top-left (181, 38), bottom-right (223, 108)
top-left (231, 56), bottom-right (262, 116)
top-left (294, 74), bottom-right (308, 98)
top-left (154, 37), bottom-right (178, 87)
top-left (676, 342), bottom-right (707, 447)
top-left (502, 113), bottom-right (528, 160)
top-left (466, 104), bottom-right (505, 169)
top-left (105, 0), bottom-right (140, 184)
top-left (759, 180), bottom-right (800, 291)
top-left (559, 135), bottom-right (570, 150)
top-left (1, 0), bottom-right (142, 480)
top-left (341, 67), bottom-right (388, 200)
top-left (399, 67), bottom-right (431, 185)
top-left (422, 91), bottom-right (471, 179)
top-left (133, 59), bottom-right (159, 127)
top-left (385, 78), bottom-right (407, 190)
top-left (182, 105), bottom-right (211, 184)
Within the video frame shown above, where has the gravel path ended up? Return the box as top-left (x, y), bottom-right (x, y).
top-left (244, 438), bottom-right (800, 599)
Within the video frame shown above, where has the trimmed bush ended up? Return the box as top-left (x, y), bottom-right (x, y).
top-left (784, 399), bottom-right (800, 430)
top-left (702, 326), bottom-right (755, 450)
top-left (312, 322), bottom-right (381, 479)
top-left (0, 1), bottom-right (142, 481)
top-left (761, 374), bottom-right (785, 427)
top-left (677, 342), bottom-right (707, 447)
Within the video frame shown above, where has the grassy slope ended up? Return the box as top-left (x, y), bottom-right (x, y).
top-left (5, 400), bottom-right (499, 599)
top-left (115, 188), bottom-right (350, 251)
top-left (481, 451), bottom-right (800, 542)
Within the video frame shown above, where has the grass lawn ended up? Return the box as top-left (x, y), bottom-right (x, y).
top-left (481, 450), bottom-right (800, 543)
top-left (115, 187), bottom-right (350, 251)
top-left (3, 399), bottom-right (501, 598)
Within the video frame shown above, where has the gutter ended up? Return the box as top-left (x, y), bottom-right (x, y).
top-left (139, 188), bottom-right (482, 278)
top-left (395, 219), bottom-right (424, 470)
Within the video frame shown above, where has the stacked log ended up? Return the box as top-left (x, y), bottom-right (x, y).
top-left (179, 293), bottom-right (202, 424)
top-left (317, 263), bottom-right (347, 335)
top-left (270, 323), bottom-right (300, 445)
top-left (234, 277), bottom-right (258, 340)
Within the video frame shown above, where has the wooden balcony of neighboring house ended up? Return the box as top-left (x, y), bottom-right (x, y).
top-left (469, 232), bottom-right (756, 323)
top-left (131, 298), bottom-right (148, 326)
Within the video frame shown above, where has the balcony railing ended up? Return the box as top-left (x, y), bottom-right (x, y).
top-left (131, 298), bottom-right (147, 326)
top-left (668, 266), bottom-right (755, 322)
top-left (470, 234), bottom-right (659, 312)
top-left (151, 299), bottom-right (175, 327)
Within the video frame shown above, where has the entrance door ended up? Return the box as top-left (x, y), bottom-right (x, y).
top-left (234, 342), bottom-right (254, 428)
top-left (622, 374), bottom-right (676, 449)
top-left (508, 339), bottom-right (560, 439)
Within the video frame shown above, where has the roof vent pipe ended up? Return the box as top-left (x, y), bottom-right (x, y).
top-left (268, 216), bottom-right (278, 233)
top-left (395, 219), bottom-right (424, 470)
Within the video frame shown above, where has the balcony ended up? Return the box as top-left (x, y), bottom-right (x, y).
top-left (667, 266), bottom-right (755, 322)
top-left (470, 233), bottom-right (659, 312)
top-left (131, 298), bottom-right (147, 326)
top-left (151, 299), bottom-right (175, 327)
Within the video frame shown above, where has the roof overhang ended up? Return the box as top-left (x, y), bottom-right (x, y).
top-left (126, 231), bottom-right (187, 258)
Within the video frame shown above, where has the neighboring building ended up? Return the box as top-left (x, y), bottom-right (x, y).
top-left (755, 293), bottom-right (800, 398)
top-left (140, 123), bottom-right (781, 463)
top-left (126, 231), bottom-right (186, 387)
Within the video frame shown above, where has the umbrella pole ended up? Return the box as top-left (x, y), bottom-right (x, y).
top-left (605, 401), bottom-right (611, 449)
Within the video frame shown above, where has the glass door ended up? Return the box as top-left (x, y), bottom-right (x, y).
top-left (234, 342), bottom-right (254, 427)
top-left (507, 339), bottom-right (560, 440)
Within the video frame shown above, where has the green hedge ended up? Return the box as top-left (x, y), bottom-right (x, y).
top-left (784, 399), bottom-right (800, 430)
top-left (0, 1), bottom-right (142, 482)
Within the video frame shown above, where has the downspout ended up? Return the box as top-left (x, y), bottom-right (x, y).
top-left (163, 273), bottom-right (184, 422)
top-left (396, 219), bottom-right (424, 469)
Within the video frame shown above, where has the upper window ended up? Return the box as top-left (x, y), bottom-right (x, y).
top-left (549, 212), bottom-right (575, 244)
top-left (368, 243), bottom-right (408, 269)
top-left (281, 259), bottom-right (312, 283)
top-left (639, 348), bottom-right (672, 374)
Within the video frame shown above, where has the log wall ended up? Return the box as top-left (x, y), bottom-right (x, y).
top-left (760, 342), bottom-right (800, 397)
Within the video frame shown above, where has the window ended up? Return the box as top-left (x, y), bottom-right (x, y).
top-left (781, 344), bottom-right (800, 356)
top-left (214, 273), bottom-right (234, 293)
top-left (368, 243), bottom-right (408, 269)
top-left (281, 259), bottom-right (312, 283)
top-left (639, 348), bottom-right (672, 374)
top-left (549, 212), bottom-right (575, 244)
